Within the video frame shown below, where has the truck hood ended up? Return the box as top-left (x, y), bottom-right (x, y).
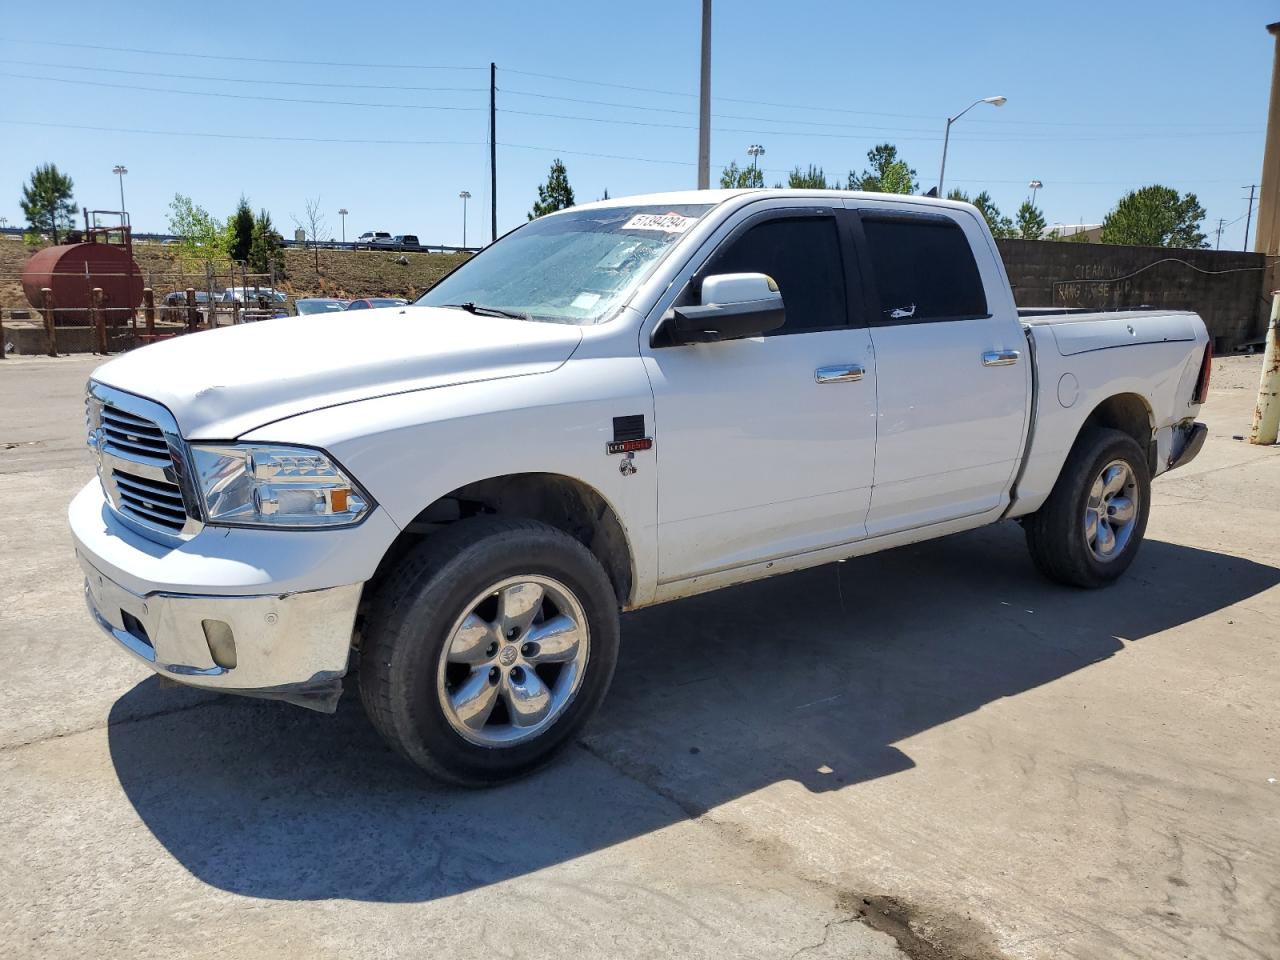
top-left (92, 306), bottom-right (583, 439)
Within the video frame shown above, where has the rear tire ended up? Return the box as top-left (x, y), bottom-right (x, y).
top-left (1024, 427), bottom-right (1151, 588)
top-left (360, 517), bottom-right (620, 786)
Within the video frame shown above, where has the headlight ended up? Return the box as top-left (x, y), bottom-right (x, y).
top-left (189, 444), bottom-right (372, 528)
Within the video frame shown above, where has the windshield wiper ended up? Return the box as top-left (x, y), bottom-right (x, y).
top-left (442, 302), bottom-right (531, 321)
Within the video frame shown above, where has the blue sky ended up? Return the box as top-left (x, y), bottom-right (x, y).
top-left (1, 1), bottom-right (1276, 248)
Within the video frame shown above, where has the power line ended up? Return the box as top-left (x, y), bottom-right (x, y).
top-left (0, 37), bottom-right (1254, 133)
top-left (0, 71), bottom-right (486, 112)
top-left (0, 118), bottom-right (1255, 188)
top-left (3, 58), bottom-right (486, 93)
top-left (0, 36), bottom-right (484, 70)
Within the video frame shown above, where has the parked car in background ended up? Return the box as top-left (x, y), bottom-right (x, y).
top-left (391, 234), bottom-right (423, 252)
top-left (356, 231), bottom-right (391, 250)
top-left (161, 290), bottom-right (217, 324)
top-left (346, 297), bottom-right (409, 310)
top-left (295, 298), bottom-right (350, 316)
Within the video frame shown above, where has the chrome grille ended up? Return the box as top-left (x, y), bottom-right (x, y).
top-left (87, 382), bottom-right (200, 540)
top-left (99, 406), bottom-right (170, 464)
top-left (112, 468), bottom-right (188, 530)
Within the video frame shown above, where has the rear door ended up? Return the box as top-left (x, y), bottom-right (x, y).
top-left (844, 202), bottom-right (1029, 535)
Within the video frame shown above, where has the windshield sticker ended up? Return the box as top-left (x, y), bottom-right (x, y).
top-left (571, 292), bottom-right (602, 310)
top-left (622, 212), bottom-right (697, 234)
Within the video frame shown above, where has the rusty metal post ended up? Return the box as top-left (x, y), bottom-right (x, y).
top-left (91, 287), bottom-right (107, 354)
top-left (185, 287), bottom-right (197, 332)
top-left (41, 287), bottom-right (58, 357)
top-left (143, 287), bottom-right (155, 338)
top-left (0, 311), bottom-right (6, 360)
top-left (1250, 291), bottom-right (1280, 444)
top-left (231, 297), bottom-right (241, 325)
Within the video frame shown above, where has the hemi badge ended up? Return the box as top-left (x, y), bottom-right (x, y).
top-left (607, 438), bottom-right (653, 455)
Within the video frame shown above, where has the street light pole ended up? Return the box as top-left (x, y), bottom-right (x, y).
top-left (112, 165), bottom-right (128, 223)
top-left (747, 144), bottom-right (765, 186)
top-left (459, 190), bottom-right (471, 248)
top-left (937, 96), bottom-right (1006, 195)
top-left (338, 207), bottom-right (348, 244)
top-left (1028, 179), bottom-right (1043, 208)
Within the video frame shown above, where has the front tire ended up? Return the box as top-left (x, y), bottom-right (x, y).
top-left (1024, 427), bottom-right (1151, 588)
top-left (360, 517), bottom-right (620, 785)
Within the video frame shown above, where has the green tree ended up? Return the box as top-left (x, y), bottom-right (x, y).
top-left (248, 209), bottom-right (285, 275)
top-left (947, 188), bottom-right (1016, 238)
top-left (720, 160), bottom-right (764, 189)
top-left (848, 144), bottom-right (918, 194)
top-left (1101, 185), bottom-right (1207, 248)
top-left (166, 193), bottom-right (227, 267)
top-left (227, 195), bottom-right (255, 262)
top-left (529, 159), bottom-right (576, 220)
top-left (20, 163), bottom-right (77, 243)
top-left (1015, 201), bottom-right (1047, 240)
top-left (787, 164), bottom-right (830, 189)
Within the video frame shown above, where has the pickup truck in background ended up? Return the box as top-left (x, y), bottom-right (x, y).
top-left (71, 190), bottom-right (1211, 785)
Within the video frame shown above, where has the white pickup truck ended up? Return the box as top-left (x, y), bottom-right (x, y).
top-left (71, 190), bottom-right (1211, 784)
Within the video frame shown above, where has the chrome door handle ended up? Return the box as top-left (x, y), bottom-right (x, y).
top-left (982, 349), bottom-right (1020, 367)
top-left (815, 364), bottom-right (864, 384)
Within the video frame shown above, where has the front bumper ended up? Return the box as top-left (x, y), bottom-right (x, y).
top-left (80, 553), bottom-right (360, 711)
top-left (70, 479), bottom-right (396, 712)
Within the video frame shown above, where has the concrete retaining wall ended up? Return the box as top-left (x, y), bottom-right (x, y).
top-left (996, 239), bottom-right (1269, 350)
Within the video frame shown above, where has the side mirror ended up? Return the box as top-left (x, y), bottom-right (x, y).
top-left (662, 272), bottom-right (785, 345)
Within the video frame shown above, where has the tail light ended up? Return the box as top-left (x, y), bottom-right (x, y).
top-left (1192, 341), bottom-right (1212, 405)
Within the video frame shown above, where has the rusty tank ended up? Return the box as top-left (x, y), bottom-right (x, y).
top-left (21, 222), bottom-right (144, 327)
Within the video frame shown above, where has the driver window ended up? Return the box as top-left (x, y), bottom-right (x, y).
top-left (700, 216), bottom-right (849, 335)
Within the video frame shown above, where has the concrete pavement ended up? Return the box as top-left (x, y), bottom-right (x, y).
top-left (0, 353), bottom-right (1276, 959)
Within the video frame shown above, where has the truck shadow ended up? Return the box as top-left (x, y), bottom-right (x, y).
top-left (106, 521), bottom-right (1280, 903)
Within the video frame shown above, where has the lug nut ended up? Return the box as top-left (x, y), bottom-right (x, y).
top-left (521, 642), bottom-right (537, 657)
top-left (506, 627), bottom-right (520, 640)
top-left (485, 642), bottom-right (498, 657)
top-left (509, 666), bottom-right (525, 684)
top-left (488, 667), bottom-right (499, 684)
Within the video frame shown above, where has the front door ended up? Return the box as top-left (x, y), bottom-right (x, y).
top-left (643, 204), bottom-right (879, 583)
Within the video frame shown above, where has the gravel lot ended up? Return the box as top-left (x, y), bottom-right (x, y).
top-left (0, 353), bottom-right (1276, 960)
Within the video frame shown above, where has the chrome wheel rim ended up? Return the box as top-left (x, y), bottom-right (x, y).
top-left (436, 575), bottom-right (590, 747)
top-left (1084, 459), bottom-right (1140, 563)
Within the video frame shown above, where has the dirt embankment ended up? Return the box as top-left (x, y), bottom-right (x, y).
top-left (0, 235), bottom-right (470, 312)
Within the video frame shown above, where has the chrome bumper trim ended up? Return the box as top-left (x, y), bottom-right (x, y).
top-left (80, 553), bottom-right (362, 712)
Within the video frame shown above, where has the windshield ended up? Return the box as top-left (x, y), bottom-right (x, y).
top-left (416, 203), bottom-right (713, 324)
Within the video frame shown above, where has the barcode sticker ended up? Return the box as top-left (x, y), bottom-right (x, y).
top-left (622, 212), bottom-right (696, 234)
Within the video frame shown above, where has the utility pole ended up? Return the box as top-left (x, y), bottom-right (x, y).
top-left (1244, 184), bottom-right (1258, 251)
top-left (490, 62), bottom-right (498, 244)
top-left (697, 0), bottom-right (711, 189)
top-left (1215, 217), bottom-right (1227, 250)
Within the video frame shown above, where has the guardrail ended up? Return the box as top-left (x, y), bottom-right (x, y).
top-left (0, 227), bottom-right (479, 254)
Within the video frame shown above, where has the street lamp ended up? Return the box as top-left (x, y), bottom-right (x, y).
top-left (338, 207), bottom-right (348, 244)
top-left (112, 164), bottom-right (128, 222)
top-left (459, 190), bottom-right (471, 248)
top-left (1028, 179), bottom-right (1043, 207)
top-left (747, 144), bottom-right (765, 185)
top-left (937, 96), bottom-right (1006, 195)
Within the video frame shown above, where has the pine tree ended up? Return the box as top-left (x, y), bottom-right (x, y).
top-left (20, 163), bottom-right (77, 243)
top-left (529, 159), bottom-right (576, 220)
top-left (228, 196), bottom-right (255, 262)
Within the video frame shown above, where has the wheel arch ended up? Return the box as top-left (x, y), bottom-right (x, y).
top-left (367, 471), bottom-right (635, 610)
top-left (1078, 392), bottom-right (1156, 473)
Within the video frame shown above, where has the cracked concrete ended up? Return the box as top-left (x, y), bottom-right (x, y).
top-left (0, 354), bottom-right (1277, 959)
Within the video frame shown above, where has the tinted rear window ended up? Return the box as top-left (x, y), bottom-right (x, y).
top-left (861, 216), bottom-right (987, 322)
